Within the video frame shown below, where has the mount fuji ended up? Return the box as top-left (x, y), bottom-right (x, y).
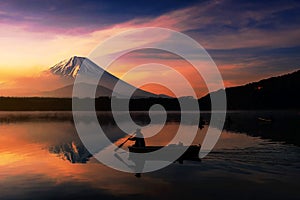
top-left (42, 56), bottom-right (159, 98)
top-left (50, 56), bottom-right (103, 79)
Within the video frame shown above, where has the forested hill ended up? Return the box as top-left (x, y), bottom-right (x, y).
top-left (199, 69), bottom-right (300, 110)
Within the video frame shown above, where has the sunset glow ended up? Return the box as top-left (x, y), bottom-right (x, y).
top-left (0, 0), bottom-right (299, 97)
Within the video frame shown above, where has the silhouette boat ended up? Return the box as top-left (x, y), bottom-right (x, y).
top-left (258, 117), bottom-right (272, 123)
top-left (128, 144), bottom-right (201, 162)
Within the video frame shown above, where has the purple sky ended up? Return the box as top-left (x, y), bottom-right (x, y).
top-left (0, 0), bottom-right (299, 91)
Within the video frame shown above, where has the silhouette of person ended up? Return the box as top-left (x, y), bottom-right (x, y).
top-left (128, 128), bottom-right (146, 178)
top-left (129, 128), bottom-right (146, 148)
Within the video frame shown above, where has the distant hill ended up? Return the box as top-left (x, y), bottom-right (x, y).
top-left (199, 70), bottom-right (300, 110)
top-left (41, 83), bottom-right (122, 98)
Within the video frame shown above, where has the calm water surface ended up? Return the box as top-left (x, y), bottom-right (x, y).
top-left (0, 111), bottom-right (299, 200)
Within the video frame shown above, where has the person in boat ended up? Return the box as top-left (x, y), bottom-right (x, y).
top-left (128, 128), bottom-right (146, 178)
top-left (129, 128), bottom-right (146, 148)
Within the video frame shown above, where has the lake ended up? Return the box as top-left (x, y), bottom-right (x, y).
top-left (0, 111), bottom-right (299, 200)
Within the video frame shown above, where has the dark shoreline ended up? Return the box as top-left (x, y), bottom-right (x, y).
top-left (1, 96), bottom-right (299, 111)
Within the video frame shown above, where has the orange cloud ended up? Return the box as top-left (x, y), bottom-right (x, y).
top-left (0, 72), bottom-right (72, 96)
top-left (106, 49), bottom-right (210, 98)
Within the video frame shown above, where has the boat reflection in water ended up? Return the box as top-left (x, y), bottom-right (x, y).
top-left (48, 117), bottom-right (204, 178)
top-left (48, 134), bottom-right (202, 178)
top-left (0, 111), bottom-right (299, 200)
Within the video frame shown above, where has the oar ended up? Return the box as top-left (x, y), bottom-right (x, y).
top-left (114, 133), bottom-right (135, 152)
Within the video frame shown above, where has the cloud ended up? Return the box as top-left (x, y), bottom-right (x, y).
top-left (0, 0), bottom-right (200, 34)
top-left (0, 0), bottom-right (299, 95)
top-left (131, 0), bottom-right (300, 49)
top-left (0, 72), bottom-right (73, 97)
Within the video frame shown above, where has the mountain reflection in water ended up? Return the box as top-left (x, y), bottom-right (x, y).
top-left (0, 111), bottom-right (299, 200)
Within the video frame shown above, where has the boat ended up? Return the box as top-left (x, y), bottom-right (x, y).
top-left (128, 144), bottom-right (201, 162)
top-left (258, 117), bottom-right (272, 123)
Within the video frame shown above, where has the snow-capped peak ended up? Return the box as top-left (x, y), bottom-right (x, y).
top-left (49, 56), bottom-right (104, 78)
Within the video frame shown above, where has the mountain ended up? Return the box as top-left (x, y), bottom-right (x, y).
top-left (45, 56), bottom-right (159, 98)
top-left (50, 56), bottom-right (87, 78)
top-left (49, 141), bottom-right (92, 163)
top-left (41, 82), bottom-right (122, 98)
top-left (199, 69), bottom-right (300, 110)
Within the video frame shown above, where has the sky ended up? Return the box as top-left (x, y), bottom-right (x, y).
top-left (0, 0), bottom-right (299, 96)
